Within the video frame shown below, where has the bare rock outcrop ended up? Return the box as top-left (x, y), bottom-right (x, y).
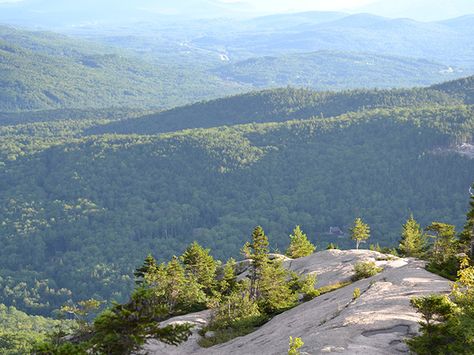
top-left (144, 250), bottom-right (451, 355)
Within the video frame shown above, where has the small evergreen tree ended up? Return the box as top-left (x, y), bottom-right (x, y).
top-left (399, 215), bottom-right (426, 257)
top-left (242, 226), bottom-right (270, 300)
top-left (181, 241), bottom-right (217, 295)
top-left (91, 288), bottom-right (193, 354)
top-left (144, 257), bottom-right (206, 315)
top-left (258, 259), bottom-right (298, 313)
top-left (219, 258), bottom-right (238, 297)
top-left (134, 254), bottom-right (157, 285)
top-left (286, 225), bottom-right (316, 258)
top-left (209, 288), bottom-right (262, 330)
top-left (426, 223), bottom-right (457, 265)
top-left (350, 217), bottom-right (370, 249)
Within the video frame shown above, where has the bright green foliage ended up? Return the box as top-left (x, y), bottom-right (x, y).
top-left (0, 304), bottom-right (72, 355)
top-left (218, 258), bottom-right (238, 297)
top-left (326, 243), bottom-right (339, 250)
top-left (181, 241), bottom-right (218, 295)
top-left (407, 295), bottom-right (458, 354)
top-left (209, 289), bottom-right (262, 330)
top-left (288, 336), bottom-right (304, 355)
top-left (32, 341), bottom-right (88, 355)
top-left (399, 215), bottom-right (426, 257)
top-left (426, 223), bottom-right (458, 264)
top-left (351, 218), bottom-right (371, 249)
top-left (258, 260), bottom-right (298, 313)
top-left (134, 254), bottom-right (158, 285)
top-left (286, 225), bottom-right (316, 258)
top-left (353, 288), bottom-right (361, 300)
top-left (60, 298), bottom-right (103, 333)
top-left (425, 222), bottom-right (459, 279)
top-left (408, 209), bottom-right (474, 355)
top-left (145, 257), bottom-right (207, 315)
top-left (242, 226), bottom-right (270, 300)
top-left (288, 272), bottom-right (319, 301)
top-left (352, 262), bottom-right (383, 281)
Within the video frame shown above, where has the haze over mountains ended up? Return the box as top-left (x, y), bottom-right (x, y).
top-left (1, 0), bottom-right (474, 24)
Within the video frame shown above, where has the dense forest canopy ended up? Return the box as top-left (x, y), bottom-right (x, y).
top-left (0, 79), bottom-right (473, 315)
top-left (0, 26), bottom-right (245, 112)
top-left (213, 51), bottom-right (463, 89)
top-left (90, 82), bottom-right (470, 135)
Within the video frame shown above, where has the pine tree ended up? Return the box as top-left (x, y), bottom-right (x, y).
top-left (258, 259), bottom-right (298, 313)
top-left (181, 241), bottom-right (217, 294)
top-left (134, 254), bottom-right (157, 285)
top-left (144, 257), bottom-right (206, 315)
top-left (399, 215), bottom-right (426, 257)
top-left (91, 287), bottom-right (193, 354)
top-left (426, 222), bottom-right (457, 265)
top-left (242, 226), bottom-right (270, 300)
top-left (219, 258), bottom-right (237, 296)
top-left (459, 189), bottom-right (474, 257)
top-left (165, 256), bottom-right (206, 313)
top-left (286, 225), bottom-right (316, 258)
top-left (350, 217), bottom-right (370, 249)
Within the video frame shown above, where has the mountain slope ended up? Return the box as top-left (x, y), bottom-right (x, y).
top-left (190, 13), bottom-right (474, 69)
top-left (1, 103), bottom-right (472, 315)
top-left (430, 75), bottom-right (474, 104)
top-left (214, 51), bottom-right (463, 89)
top-left (0, 26), bottom-right (244, 111)
top-left (90, 83), bottom-right (462, 135)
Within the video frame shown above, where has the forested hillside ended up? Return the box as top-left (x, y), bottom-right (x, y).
top-left (1, 96), bottom-right (472, 315)
top-left (91, 81), bottom-right (469, 135)
top-left (0, 26), bottom-right (244, 111)
top-left (214, 51), bottom-right (462, 89)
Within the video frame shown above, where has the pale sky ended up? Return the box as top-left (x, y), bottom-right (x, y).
top-left (219, 0), bottom-right (378, 13)
top-left (0, 0), bottom-right (473, 21)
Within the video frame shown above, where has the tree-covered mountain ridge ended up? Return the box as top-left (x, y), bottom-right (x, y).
top-left (0, 25), bottom-right (245, 112)
top-left (91, 75), bottom-right (474, 135)
top-left (1, 88), bottom-right (473, 317)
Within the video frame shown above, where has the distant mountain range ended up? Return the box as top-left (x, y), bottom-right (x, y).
top-left (0, 0), bottom-right (473, 24)
top-left (360, 0), bottom-right (474, 22)
top-left (213, 51), bottom-right (463, 89)
top-left (2, 24), bottom-right (471, 112)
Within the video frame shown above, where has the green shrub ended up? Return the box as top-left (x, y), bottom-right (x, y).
top-left (352, 262), bottom-right (383, 281)
top-left (353, 288), bottom-right (361, 300)
top-left (288, 336), bottom-right (304, 355)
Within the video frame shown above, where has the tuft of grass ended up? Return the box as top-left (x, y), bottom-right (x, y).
top-left (198, 316), bottom-right (268, 348)
top-left (316, 281), bottom-right (352, 295)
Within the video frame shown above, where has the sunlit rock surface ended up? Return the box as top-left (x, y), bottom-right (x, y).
top-left (143, 250), bottom-right (451, 354)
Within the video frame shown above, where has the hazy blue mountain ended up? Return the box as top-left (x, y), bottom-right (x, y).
top-left (214, 51), bottom-right (465, 89)
top-left (359, 0), bottom-right (474, 22)
top-left (189, 13), bottom-right (474, 69)
top-left (0, 0), bottom-right (253, 26)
